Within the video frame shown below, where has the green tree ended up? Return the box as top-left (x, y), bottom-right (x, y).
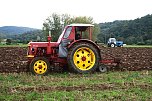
top-left (43, 13), bottom-right (100, 41)
top-left (6, 39), bottom-right (12, 45)
top-left (93, 23), bottom-right (100, 41)
top-left (99, 14), bottom-right (152, 45)
top-left (61, 14), bottom-right (71, 27)
top-left (66, 16), bottom-right (99, 41)
top-left (0, 35), bottom-right (1, 43)
top-left (69, 16), bottom-right (93, 24)
top-left (43, 13), bottom-right (62, 42)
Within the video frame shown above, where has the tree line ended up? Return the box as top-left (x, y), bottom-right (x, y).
top-left (98, 14), bottom-right (152, 45)
top-left (1, 13), bottom-right (100, 44)
top-left (1, 13), bottom-right (152, 45)
top-left (43, 13), bottom-right (100, 42)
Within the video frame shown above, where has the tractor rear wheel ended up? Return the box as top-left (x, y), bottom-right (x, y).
top-left (67, 42), bottom-right (100, 73)
top-left (29, 57), bottom-right (50, 75)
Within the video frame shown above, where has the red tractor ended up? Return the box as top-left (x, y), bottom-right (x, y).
top-left (27, 24), bottom-right (119, 75)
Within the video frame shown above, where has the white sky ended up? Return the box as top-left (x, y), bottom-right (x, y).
top-left (0, 0), bottom-right (152, 29)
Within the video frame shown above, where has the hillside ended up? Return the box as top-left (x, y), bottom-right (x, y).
top-left (98, 14), bottom-right (152, 45)
top-left (13, 30), bottom-right (45, 43)
top-left (0, 26), bottom-right (38, 38)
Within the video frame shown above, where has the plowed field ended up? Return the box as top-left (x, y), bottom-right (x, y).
top-left (0, 47), bottom-right (152, 72)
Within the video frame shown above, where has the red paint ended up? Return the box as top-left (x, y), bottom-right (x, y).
top-left (27, 24), bottom-right (119, 68)
top-left (82, 56), bottom-right (86, 61)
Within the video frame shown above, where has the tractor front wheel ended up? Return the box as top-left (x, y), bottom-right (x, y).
top-left (67, 42), bottom-right (100, 73)
top-left (29, 57), bottom-right (50, 75)
top-left (110, 43), bottom-right (115, 47)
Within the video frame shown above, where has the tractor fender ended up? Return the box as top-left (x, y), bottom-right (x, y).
top-left (68, 39), bottom-right (101, 59)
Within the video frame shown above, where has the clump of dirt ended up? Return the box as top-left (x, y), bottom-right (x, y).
top-left (0, 47), bottom-right (152, 73)
top-left (100, 47), bottom-right (152, 70)
top-left (8, 83), bottom-right (115, 93)
top-left (8, 83), bottom-right (152, 93)
top-left (0, 47), bottom-right (28, 73)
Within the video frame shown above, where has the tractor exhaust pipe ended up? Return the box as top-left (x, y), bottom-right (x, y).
top-left (47, 30), bottom-right (51, 54)
top-left (47, 30), bottom-right (52, 42)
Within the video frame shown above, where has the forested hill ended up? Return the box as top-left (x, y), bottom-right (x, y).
top-left (0, 26), bottom-right (38, 35)
top-left (12, 30), bottom-right (45, 43)
top-left (98, 14), bottom-right (152, 45)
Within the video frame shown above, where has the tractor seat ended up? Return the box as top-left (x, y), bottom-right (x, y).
top-left (75, 33), bottom-right (81, 40)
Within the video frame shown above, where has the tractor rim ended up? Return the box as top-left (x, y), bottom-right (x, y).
top-left (111, 44), bottom-right (115, 47)
top-left (33, 60), bottom-right (47, 74)
top-left (73, 47), bottom-right (95, 71)
top-left (99, 65), bottom-right (107, 72)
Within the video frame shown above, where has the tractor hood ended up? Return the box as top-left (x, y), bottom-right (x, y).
top-left (28, 41), bottom-right (59, 48)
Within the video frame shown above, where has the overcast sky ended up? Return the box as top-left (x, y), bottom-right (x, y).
top-left (0, 0), bottom-right (152, 29)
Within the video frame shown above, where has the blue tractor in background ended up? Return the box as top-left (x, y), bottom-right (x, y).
top-left (107, 38), bottom-right (123, 47)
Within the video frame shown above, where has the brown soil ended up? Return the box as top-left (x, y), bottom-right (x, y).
top-left (8, 83), bottom-right (152, 93)
top-left (0, 47), bottom-right (152, 73)
top-left (0, 47), bottom-right (28, 73)
top-left (100, 47), bottom-right (152, 70)
top-left (8, 84), bottom-right (114, 93)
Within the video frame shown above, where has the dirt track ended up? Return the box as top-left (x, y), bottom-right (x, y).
top-left (0, 47), bottom-right (152, 73)
top-left (8, 83), bottom-right (151, 93)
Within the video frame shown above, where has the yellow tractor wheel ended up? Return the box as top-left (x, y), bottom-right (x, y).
top-left (67, 42), bottom-right (100, 73)
top-left (29, 57), bottom-right (50, 75)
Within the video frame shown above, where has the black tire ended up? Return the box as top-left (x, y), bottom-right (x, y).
top-left (98, 64), bottom-right (107, 73)
top-left (107, 43), bottom-right (111, 47)
top-left (67, 42), bottom-right (100, 73)
top-left (110, 43), bottom-right (115, 47)
top-left (29, 57), bottom-right (50, 75)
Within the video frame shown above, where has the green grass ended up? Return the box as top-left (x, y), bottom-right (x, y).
top-left (0, 71), bottom-right (152, 100)
top-left (0, 44), bottom-right (27, 47)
